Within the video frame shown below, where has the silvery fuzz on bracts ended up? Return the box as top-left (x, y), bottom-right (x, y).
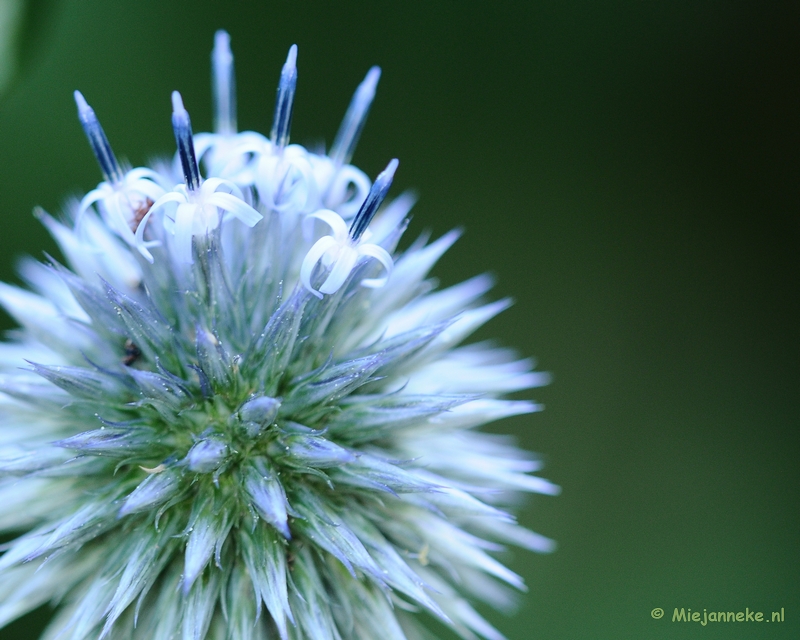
top-left (0, 30), bottom-right (558, 640)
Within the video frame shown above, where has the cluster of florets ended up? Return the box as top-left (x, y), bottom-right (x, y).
top-left (0, 31), bottom-right (557, 640)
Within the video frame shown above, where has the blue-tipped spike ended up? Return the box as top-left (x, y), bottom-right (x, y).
top-left (171, 91), bottom-right (201, 191)
top-left (74, 90), bottom-right (123, 184)
top-left (349, 158), bottom-right (398, 241)
top-left (270, 44), bottom-right (297, 150)
top-left (212, 30), bottom-right (236, 135)
top-left (118, 470), bottom-right (180, 518)
top-left (186, 437), bottom-right (228, 473)
top-left (329, 66), bottom-right (381, 166)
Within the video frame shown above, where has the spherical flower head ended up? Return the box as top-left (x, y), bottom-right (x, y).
top-left (0, 32), bottom-right (558, 640)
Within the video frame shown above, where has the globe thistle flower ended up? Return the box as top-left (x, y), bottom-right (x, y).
top-left (0, 31), bottom-right (558, 640)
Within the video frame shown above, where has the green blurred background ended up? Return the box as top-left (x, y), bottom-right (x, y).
top-left (0, 1), bottom-right (798, 638)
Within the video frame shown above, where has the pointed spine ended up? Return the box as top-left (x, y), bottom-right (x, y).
top-left (243, 458), bottom-right (291, 539)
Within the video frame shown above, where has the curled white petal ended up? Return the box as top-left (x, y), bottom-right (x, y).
top-left (300, 209), bottom-right (394, 297)
top-left (135, 191), bottom-right (185, 263)
top-left (142, 179), bottom-right (262, 264)
top-left (300, 235), bottom-right (338, 298)
top-left (199, 131), bottom-right (271, 185)
top-left (319, 243), bottom-right (359, 295)
top-left (324, 164), bottom-right (372, 219)
top-left (305, 209), bottom-right (349, 238)
top-left (355, 243), bottom-right (393, 288)
top-left (205, 192), bottom-right (262, 227)
top-left (256, 145), bottom-right (318, 215)
top-left (76, 168), bottom-right (166, 261)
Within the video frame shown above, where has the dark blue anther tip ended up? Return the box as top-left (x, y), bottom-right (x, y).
top-left (171, 91), bottom-right (201, 191)
top-left (74, 90), bottom-right (123, 184)
top-left (349, 158), bottom-right (399, 241)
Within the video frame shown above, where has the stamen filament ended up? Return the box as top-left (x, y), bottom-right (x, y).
top-left (270, 44), bottom-right (298, 151)
top-left (329, 66), bottom-right (381, 166)
top-left (212, 30), bottom-right (237, 136)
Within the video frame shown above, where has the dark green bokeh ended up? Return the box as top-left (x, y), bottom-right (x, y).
top-left (1, 1), bottom-right (798, 638)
